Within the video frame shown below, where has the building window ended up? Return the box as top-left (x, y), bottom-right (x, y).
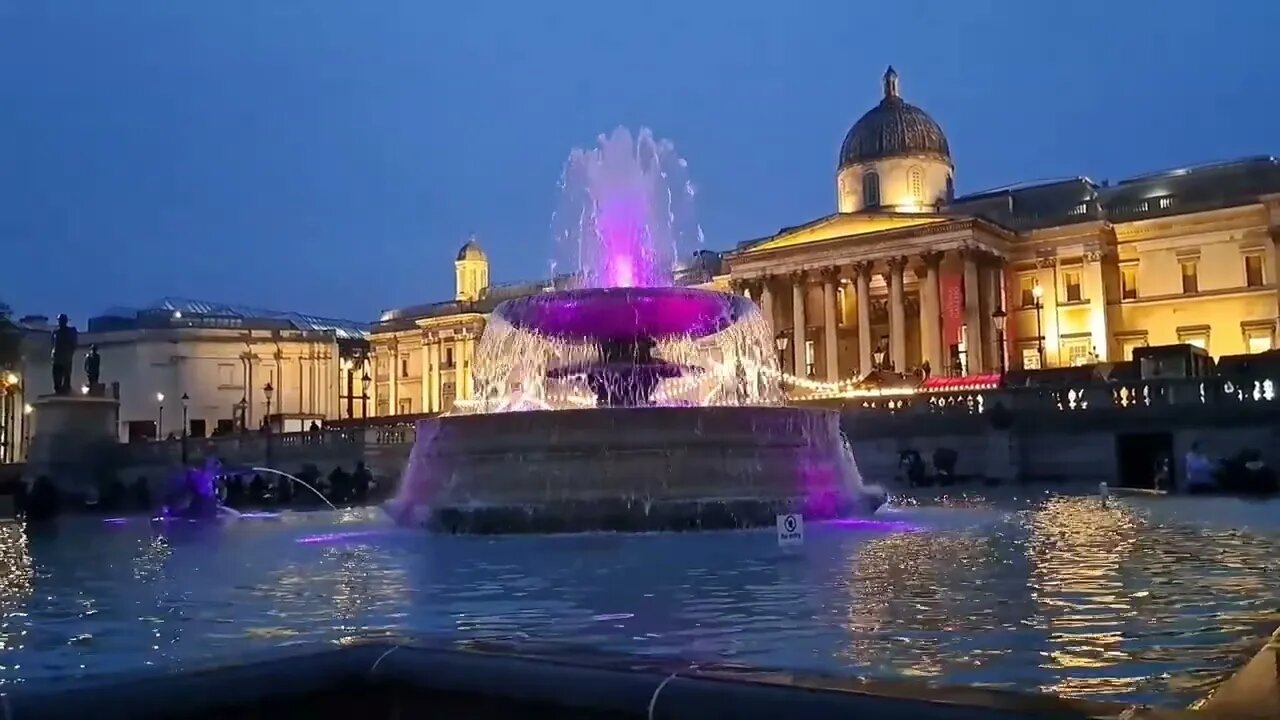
top-left (376, 356), bottom-right (387, 374)
top-left (1119, 337), bottom-right (1148, 362)
top-left (1245, 254), bottom-right (1265, 288)
top-left (1247, 330), bottom-right (1273, 354)
top-left (444, 347), bottom-right (455, 368)
top-left (1063, 338), bottom-right (1091, 367)
top-left (1063, 270), bottom-right (1082, 303)
top-left (398, 399), bottom-right (412, 415)
top-left (908, 166), bottom-right (924, 202)
top-left (1019, 276), bottom-right (1037, 308)
top-left (400, 355), bottom-right (409, 378)
top-left (1180, 261), bottom-right (1199, 294)
top-left (862, 171), bottom-right (880, 208)
top-left (1177, 328), bottom-right (1209, 351)
top-left (1021, 347), bottom-right (1041, 370)
top-left (804, 340), bottom-right (816, 378)
top-left (1121, 266), bottom-right (1138, 300)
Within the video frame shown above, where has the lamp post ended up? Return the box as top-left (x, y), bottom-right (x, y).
top-left (774, 332), bottom-right (789, 371)
top-left (992, 306), bottom-right (1008, 375)
top-left (263, 382), bottom-right (274, 467)
top-left (341, 358), bottom-right (355, 419)
top-left (361, 371), bottom-right (371, 419)
top-left (0, 372), bottom-right (13, 464)
top-left (180, 392), bottom-right (189, 464)
top-left (235, 397), bottom-right (248, 432)
top-left (1032, 283), bottom-right (1046, 369)
top-left (22, 404), bottom-right (31, 460)
top-left (155, 392), bottom-right (165, 440)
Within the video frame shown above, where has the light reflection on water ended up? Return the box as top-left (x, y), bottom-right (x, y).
top-left (0, 493), bottom-right (1274, 708)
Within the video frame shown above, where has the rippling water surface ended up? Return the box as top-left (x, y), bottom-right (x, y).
top-left (0, 491), bottom-right (1276, 707)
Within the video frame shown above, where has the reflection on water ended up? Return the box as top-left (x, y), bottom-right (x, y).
top-left (0, 494), bottom-right (1274, 707)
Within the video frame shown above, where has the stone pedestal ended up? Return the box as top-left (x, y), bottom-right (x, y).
top-left (23, 394), bottom-right (120, 501)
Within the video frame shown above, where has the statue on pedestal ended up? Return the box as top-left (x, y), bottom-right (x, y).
top-left (84, 344), bottom-right (101, 392)
top-left (51, 314), bottom-right (78, 395)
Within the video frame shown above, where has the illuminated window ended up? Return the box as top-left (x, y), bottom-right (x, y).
top-left (1019, 276), bottom-right (1037, 308)
top-left (1063, 270), bottom-right (1082, 302)
top-left (1063, 339), bottom-right (1091, 366)
top-left (804, 340), bottom-right (816, 377)
top-left (1121, 266), bottom-right (1138, 300)
top-left (398, 398), bottom-right (412, 414)
top-left (400, 355), bottom-right (409, 378)
top-left (908, 166), bottom-right (924, 201)
top-left (1119, 337), bottom-right (1147, 361)
top-left (1021, 347), bottom-right (1041, 370)
top-left (862, 171), bottom-right (880, 208)
top-left (1177, 328), bottom-right (1209, 351)
top-left (1180, 261), bottom-right (1198, 294)
top-left (1247, 331), bottom-right (1273, 354)
top-left (1245, 254), bottom-right (1265, 288)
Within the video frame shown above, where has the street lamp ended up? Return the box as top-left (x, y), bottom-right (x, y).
top-left (156, 392), bottom-right (165, 439)
top-left (1031, 282), bottom-right (1046, 369)
top-left (341, 358), bottom-right (355, 419)
top-left (992, 305), bottom-right (1008, 375)
top-left (262, 382), bottom-right (274, 429)
top-left (263, 382), bottom-right (274, 466)
top-left (180, 392), bottom-right (189, 464)
top-left (774, 332), bottom-right (789, 370)
top-left (22, 404), bottom-right (31, 459)
top-left (361, 371), bottom-right (371, 418)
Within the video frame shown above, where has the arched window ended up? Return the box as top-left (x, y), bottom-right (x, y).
top-left (908, 166), bottom-right (924, 201)
top-left (862, 171), bottom-right (880, 208)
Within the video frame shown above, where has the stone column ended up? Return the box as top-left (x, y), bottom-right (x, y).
top-left (388, 343), bottom-right (400, 412)
top-left (888, 257), bottom-right (907, 373)
top-left (368, 354), bottom-right (379, 416)
top-left (791, 271), bottom-right (807, 377)
top-left (460, 335), bottom-right (474, 400)
top-left (821, 268), bottom-right (840, 381)
top-left (427, 341), bottom-right (440, 412)
top-left (759, 277), bottom-right (775, 335)
top-left (854, 262), bottom-right (873, 376)
top-left (920, 252), bottom-right (943, 372)
top-left (962, 250), bottom-right (985, 373)
top-left (420, 339), bottom-right (431, 414)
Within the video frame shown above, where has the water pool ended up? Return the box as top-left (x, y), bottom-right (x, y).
top-left (0, 491), bottom-right (1275, 708)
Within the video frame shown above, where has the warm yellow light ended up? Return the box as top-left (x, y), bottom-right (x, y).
top-left (1032, 283), bottom-right (1044, 300)
top-left (2, 372), bottom-right (16, 385)
top-left (156, 392), bottom-right (165, 403)
top-left (23, 404), bottom-right (32, 415)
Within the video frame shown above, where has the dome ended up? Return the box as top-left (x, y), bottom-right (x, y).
top-left (456, 236), bottom-right (487, 262)
top-left (839, 67), bottom-right (950, 168)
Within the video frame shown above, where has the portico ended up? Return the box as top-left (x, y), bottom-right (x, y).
top-left (728, 213), bottom-right (1014, 380)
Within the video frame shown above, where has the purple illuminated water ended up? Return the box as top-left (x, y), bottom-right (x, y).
top-left (496, 287), bottom-right (752, 342)
top-left (554, 127), bottom-right (702, 289)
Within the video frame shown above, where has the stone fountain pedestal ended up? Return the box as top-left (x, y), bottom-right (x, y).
top-left (23, 394), bottom-right (120, 502)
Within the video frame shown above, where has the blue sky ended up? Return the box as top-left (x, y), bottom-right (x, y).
top-left (2, 0), bottom-right (1276, 322)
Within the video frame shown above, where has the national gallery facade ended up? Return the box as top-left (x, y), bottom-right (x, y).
top-left (367, 67), bottom-right (1280, 413)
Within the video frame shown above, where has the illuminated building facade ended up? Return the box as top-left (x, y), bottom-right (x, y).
top-left (726, 67), bottom-right (1280, 378)
top-left (368, 237), bottom-right (728, 415)
top-left (14, 300), bottom-right (369, 442)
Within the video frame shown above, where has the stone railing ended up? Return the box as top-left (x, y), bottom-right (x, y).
top-left (120, 425), bottom-right (418, 468)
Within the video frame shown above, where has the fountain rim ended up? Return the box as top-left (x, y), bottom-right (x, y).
top-left (491, 286), bottom-right (758, 343)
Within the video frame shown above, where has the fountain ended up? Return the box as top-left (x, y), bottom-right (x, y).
top-left (388, 127), bottom-right (885, 533)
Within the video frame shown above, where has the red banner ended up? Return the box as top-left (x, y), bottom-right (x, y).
top-left (939, 269), bottom-right (965, 349)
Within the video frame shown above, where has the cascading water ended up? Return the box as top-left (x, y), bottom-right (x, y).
top-left (552, 127), bottom-right (703, 289)
top-left (388, 126), bottom-right (883, 532)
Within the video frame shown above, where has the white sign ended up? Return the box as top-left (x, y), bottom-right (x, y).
top-left (776, 513), bottom-right (804, 547)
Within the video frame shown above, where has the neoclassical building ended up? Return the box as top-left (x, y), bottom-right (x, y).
top-left (368, 238), bottom-right (728, 414)
top-left (14, 301), bottom-right (370, 442)
top-left (727, 67), bottom-right (1280, 379)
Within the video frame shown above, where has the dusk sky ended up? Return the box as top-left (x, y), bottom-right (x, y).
top-left (2, 1), bottom-right (1276, 323)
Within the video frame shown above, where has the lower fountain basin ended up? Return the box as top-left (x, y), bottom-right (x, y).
top-left (390, 406), bottom-right (884, 534)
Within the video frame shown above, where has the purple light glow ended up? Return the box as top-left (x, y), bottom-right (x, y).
top-left (297, 530), bottom-right (386, 545)
top-left (827, 517), bottom-right (921, 533)
top-left (497, 287), bottom-right (749, 343)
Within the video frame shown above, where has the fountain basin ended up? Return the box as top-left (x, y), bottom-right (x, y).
top-left (392, 406), bottom-right (884, 534)
top-left (494, 287), bottom-right (754, 343)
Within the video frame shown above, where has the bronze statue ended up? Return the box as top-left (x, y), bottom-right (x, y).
top-left (51, 313), bottom-right (78, 395)
top-left (84, 344), bottom-right (101, 387)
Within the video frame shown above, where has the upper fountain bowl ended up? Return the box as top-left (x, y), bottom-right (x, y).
top-left (494, 287), bottom-right (754, 344)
